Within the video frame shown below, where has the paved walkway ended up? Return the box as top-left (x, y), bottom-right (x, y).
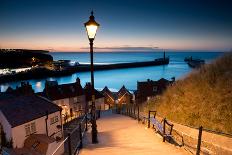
top-left (79, 114), bottom-right (189, 155)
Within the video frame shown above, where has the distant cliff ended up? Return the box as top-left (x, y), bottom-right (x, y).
top-left (0, 49), bottom-right (53, 68)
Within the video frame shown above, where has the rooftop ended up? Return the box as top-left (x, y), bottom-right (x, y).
top-left (0, 94), bottom-right (61, 127)
top-left (38, 79), bottom-right (84, 100)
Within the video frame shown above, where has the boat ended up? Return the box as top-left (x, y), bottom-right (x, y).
top-left (184, 56), bottom-right (205, 68)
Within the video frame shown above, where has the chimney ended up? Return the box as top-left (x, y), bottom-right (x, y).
top-left (85, 82), bottom-right (92, 90)
top-left (17, 82), bottom-right (34, 95)
top-left (76, 77), bottom-right (81, 85)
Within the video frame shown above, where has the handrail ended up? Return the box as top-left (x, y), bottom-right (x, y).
top-left (152, 113), bottom-right (232, 138)
top-left (51, 113), bottom-right (89, 155)
top-left (51, 136), bottom-right (69, 155)
top-left (69, 114), bottom-right (87, 135)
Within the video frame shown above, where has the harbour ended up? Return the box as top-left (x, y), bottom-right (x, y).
top-left (0, 52), bottom-right (223, 92)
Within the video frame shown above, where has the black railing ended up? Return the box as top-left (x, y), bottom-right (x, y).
top-left (51, 114), bottom-right (89, 155)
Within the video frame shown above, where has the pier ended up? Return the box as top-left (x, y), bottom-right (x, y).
top-left (0, 57), bottom-right (169, 84)
top-left (77, 57), bottom-right (169, 72)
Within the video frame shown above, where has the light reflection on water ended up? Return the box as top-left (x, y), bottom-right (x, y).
top-left (0, 52), bottom-right (224, 92)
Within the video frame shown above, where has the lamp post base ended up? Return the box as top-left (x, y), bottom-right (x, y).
top-left (91, 119), bottom-right (98, 143)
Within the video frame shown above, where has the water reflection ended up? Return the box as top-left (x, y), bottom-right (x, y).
top-left (0, 52), bottom-right (224, 92)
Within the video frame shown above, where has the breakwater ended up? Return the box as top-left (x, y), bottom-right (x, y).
top-left (77, 57), bottom-right (169, 71)
top-left (0, 57), bottom-right (169, 83)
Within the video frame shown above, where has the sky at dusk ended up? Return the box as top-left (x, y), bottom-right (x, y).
top-left (0, 0), bottom-right (232, 52)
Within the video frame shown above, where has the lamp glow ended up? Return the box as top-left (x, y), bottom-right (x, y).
top-left (84, 11), bottom-right (100, 40)
top-left (86, 25), bottom-right (98, 39)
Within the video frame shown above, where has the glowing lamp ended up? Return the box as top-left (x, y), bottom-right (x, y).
top-left (84, 11), bottom-right (100, 40)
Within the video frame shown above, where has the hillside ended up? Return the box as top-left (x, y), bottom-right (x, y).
top-left (147, 52), bottom-right (232, 134)
top-left (0, 49), bottom-right (53, 68)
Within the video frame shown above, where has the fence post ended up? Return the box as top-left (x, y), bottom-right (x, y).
top-left (68, 133), bottom-right (72, 155)
top-left (137, 105), bottom-right (140, 122)
top-left (196, 126), bottom-right (203, 155)
top-left (79, 123), bottom-right (83, 149)
top-left (148, 110), bottom-right (151, 128)
top-left (98, 110), bottom-right (101, 118)
top-left (126, 105), bottom-right (128, 115)
top-left (133, 105), bottom-right (136, 118)
top-left (163, 118), bottom-right (166, 142)
top-left (85, 114), bottom-right (88, 131)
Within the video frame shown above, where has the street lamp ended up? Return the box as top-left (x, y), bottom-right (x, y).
top-left (84, 11), bottom-right (100, 143)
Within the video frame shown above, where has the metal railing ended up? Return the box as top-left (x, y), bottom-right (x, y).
top-left (114, 104), bottom-right (232, 155)
top-left (51, 114), bottom-right (89, 155)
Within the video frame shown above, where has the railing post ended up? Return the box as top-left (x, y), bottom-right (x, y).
top-left (148, 110), bottom-right (151, 128)
top-left (130, 105), bottom-right (132, 117)
top-left (79, 123), bottom-right (83, 149)
top-left (163, 118), bottom-right (166, 142)
top-left (128, 105), bottom-right (130, 116)
top-left (68, 133), bottom-right (72, 155)
top-left (98, 110), bottom-right (101, 118)
top-left (137, 105), bottom-right (140, 122)
top-left (126, 105), bottom-right (128, 115)
top-left (196, 126), bottom-right (203, 155)
top-left (85, 114), bottom-right (88, 131)
top-left (133, 105), bottom-right (136, 118)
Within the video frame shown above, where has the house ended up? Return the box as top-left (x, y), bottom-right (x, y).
top-left (37, 78), bottom-right (86, 122)
top-left (101, 85), bottom-right (133, 107)
top-left (84, 83), bottom-right (105, 110)
top-left (101, 86), bottom-right (116, 108)
top-left (0, 93), bottom-right (63, 154)
top-left (135, 78), bottom-right (175, 104)
top-left (5, 81), bottom-right (34, 95)
top-left (116, 85), bottom-right (133, 105)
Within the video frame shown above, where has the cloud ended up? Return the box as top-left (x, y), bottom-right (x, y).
top-left (80, 46), bottom-right (159, 51)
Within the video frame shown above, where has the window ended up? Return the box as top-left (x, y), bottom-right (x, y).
top-left (25, 122), bottom-right (36, 136)
top-left (153, 86), bottom-right (158, 92)
top-left (73, 97), bottom-right (77, 103)
top-left (74, 106), bottom-right (77, 111)
top-left (78, 105), bottom-right (82, 110)
top-left (50, 116), bottom-right (59, 125)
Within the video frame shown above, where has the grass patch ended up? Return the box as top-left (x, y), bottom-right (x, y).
top-left (147, 52), bottom-right (232, 134)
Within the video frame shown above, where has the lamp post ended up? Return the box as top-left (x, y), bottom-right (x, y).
top-left (84, 11), bottom-right (100, 143)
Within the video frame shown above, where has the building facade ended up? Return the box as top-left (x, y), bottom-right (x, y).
top-left (135, 78), bottom-right (175, 104)
top-left (0, 94), bottom-right (62, 149)
top-left (38, 78), bottom-right (86, 122)
top-left (101, 85), bottom-right (133, 107)
top-left (84, 83), bottom-right (106, 110)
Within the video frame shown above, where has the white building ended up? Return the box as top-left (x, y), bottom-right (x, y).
top-left (38, 78), bottom-right (86, 123)
top-left (0, 94), bottom-right (63, 154)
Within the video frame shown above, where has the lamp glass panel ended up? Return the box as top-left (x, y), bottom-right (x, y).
top-left (86, 25), bottom-right (98, 39)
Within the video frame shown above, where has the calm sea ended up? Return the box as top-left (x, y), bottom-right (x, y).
top-left (0, 52), bottom-right (224, 92)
